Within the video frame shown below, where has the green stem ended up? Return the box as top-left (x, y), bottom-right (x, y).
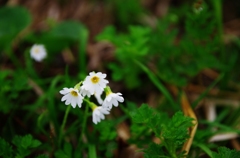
top-left (80, 105), bottom-right (89, 141)
top-left (88, 144), bottom-right (97, 158)
top-left (77, 99), bottom-right (92, 149)
top-left (59, 105), bottom-right (71, 146)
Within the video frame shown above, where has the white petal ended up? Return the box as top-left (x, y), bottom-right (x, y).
top-left (59, 88), bottom-right (70, 94)
top-left (61, 94), bottom-right (70, 101)
top-left (112, 99), bottom-right (119, 107)
top-left (71, 97), bottom-right (77, 108)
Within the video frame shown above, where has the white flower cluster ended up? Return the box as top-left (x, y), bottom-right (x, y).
top-left (60, 72), bottom-right (124, 124)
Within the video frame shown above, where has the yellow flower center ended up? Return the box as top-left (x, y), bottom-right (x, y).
top-left (34, 48), bottom-right (40, 54)
top-left (70, 90), bottom-right (78, 97)
top-left (91, 76), bottom-right (99, 84)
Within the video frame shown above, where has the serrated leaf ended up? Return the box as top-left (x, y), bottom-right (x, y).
top-left (143, 143), bottom-right (165, 158)
top-left (30, 139), bottom-right (41, 148)
top-left (12, 135), bottom-right (22, 147)
top-left (130, 104), bottom-right (154, 123)
top-left (95, 121), bottom-right (117, 141)
top-left (212, 147), bottom-right (240, 158)
top-left (0, 137), bottom-right (13, 158)
top-left (13, 134), bottom-right (41, 149)
top-left (162, 111), bottom-right (194, 147)
top-left (21, 135), bottom-right (33, 149)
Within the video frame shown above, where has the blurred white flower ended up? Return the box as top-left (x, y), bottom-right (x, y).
top-left (30, 44), bottom-right (47, 62)
top-left (102, 92), bottom-right (124, 109)
top-left (81, 72), bottom-right (109, 95)
top-left (92, 106), bottom-right (110, 124)
top-left (60, 88), bottom-right (83, 108)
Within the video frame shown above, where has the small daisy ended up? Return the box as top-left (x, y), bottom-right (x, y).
top-left (81, 72), bottom-right (109, 95)
top-left (92, 106), bottom-right (110, 124)
top-left (60, 88), bottom-right (83, 108)
top-left (102, 86), bottom-right (124, 109)
top-left (30, 44), bottom-right (47, 62)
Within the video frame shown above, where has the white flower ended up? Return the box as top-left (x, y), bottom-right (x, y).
top-left (94, 92), bottom-right (103, 105)
top-left (81, 72), bottom-right (109, 95)
top-left (60, 88), bottom-right (83, 108)
top-left (80, 87), bottom-right (92, 98)
top-left (102, 93), bottom-right (124, 109)
top-left (92, 106), bottom-right (110, 124)
top-left (30, 44), bottom-right (47, 62)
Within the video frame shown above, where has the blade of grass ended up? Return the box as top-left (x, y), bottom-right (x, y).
top-left (193, 142), bottom-right (213, 158)
top-left (192, 73), bottom-right (224, 108)
top-left (134, 60), bottom-right (176, 108)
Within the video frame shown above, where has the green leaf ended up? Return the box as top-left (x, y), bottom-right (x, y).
top-left (212, 147), bottom-right (240, 158)
top-left (48, 21), bottom-right (82, 40)
top-left (32, 21), bottom-right (85, 53)
top-left (12, 134), bottom-right (41, 149)
top-left (0, 6), bottom-right (31, 49)
top-left (95, 121), bottom-right (117, 141)
top-left (96, 25), bottom-right (116, 42)
top-left (12, 135), bottom-right (22, 147)
top-left (130, 104), bottom-right (154, 123)
top-left (143, 143), bottom-right (165, 158)
top-left (0, 137), bottom-right (13, 158)
top-left (54, 143), bottom-right (73, 158)
top-left (162, 111), bottom-right (193, 146)
top-left (97, 25), bottom-right (151, 89)
top-left (21, 135), bottom-right (33, 149)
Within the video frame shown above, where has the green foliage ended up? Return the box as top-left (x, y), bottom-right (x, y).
top-left (0, 6), bottom-right (31, 49)
top-left (12, 134), bottom-right (41, 149)
top-left (130, 104), bottom-right (194, 157)
top-left (131, 103), bottom-right (155, 123)
top-left (212, 147), bottom-right (240, 158)
top-left (0, 137), bottom-right (13, 158)
top-left (143, 143), bottom-right (164, 158)
top-left (161, 112), bottom-right (193, 156)
top-left (97, 26), bottom-right (150, 88)
top-left (35, 155), bottom-right (49, 158)
top-left (0, 70), bottom-right (30, 113)
top-left (94, 120), bottom-right (119, 158)
top-left (12, 134), bottom-right (42, 158)
top-left (95, 121), bottom-right (117, 141)
top-left (97, 3), bottom-right (227, 88)
top-left (0, 134), bottom-right (42, 158)
top-left (108, 0), bottom-right (145, 27)
top-left (55, 142), bottom-right (73, 158)
top-left (0, 1), bottom-right (239, 158)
